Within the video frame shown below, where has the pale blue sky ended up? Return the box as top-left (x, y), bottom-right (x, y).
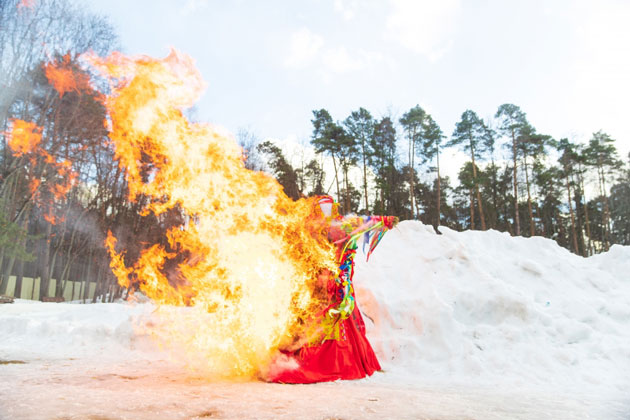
top-left (89, 0), bottom-right (630, 170)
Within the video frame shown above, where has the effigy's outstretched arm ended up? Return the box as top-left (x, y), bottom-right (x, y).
top-left (332, 215), bottom-right (398, 261)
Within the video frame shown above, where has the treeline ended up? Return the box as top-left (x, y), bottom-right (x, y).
top-left (249, 105), bottom-right (630, 256)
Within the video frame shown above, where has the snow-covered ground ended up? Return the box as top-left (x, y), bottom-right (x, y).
top-left (1, 221), bottom-right (629, 419)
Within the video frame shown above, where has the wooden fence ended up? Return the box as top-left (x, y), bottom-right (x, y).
top-left (2, 276), bottom-right (97, 301)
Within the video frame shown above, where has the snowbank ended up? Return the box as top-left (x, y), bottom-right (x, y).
top-left (0, 300), bottom-right (157, 363)
top-left (355, 221), bottom-right (630, 394)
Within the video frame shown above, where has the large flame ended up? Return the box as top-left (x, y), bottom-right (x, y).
top-left (84, 50), bottom-right (337, 378)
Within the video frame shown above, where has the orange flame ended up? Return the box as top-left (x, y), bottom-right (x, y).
top-left (6, 119), bottom-right (77, 225)
top-left (44, 54), bottom-right (91, 97)
top-left (28, 178), bottom-right (41, 195)
top-left (91, 49), bottom-right (337, 377)
top-left (7, 119), bottom-right (42, 156)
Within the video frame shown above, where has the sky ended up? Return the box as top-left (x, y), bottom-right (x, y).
top-left (88, 0), bottom-right (630, 177)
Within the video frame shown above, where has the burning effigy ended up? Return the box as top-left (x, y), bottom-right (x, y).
top-left (12, 49), bottom-right (396, 382)
top-left (270, 196), bottom-right (397, 383)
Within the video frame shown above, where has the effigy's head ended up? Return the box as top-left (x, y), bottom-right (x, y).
top-left (295, 195), bottom-right (341, 242)
top-left (314, 195), bottom-right (340, 220)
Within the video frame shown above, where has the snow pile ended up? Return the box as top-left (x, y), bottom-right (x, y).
top-left (355, 221), bottom-right (630, 393)
top-left (0, 300), bottom-right (157, 363)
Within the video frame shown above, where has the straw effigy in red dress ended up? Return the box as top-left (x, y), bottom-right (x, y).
top-left (271, 196), bottom-right (397, 383)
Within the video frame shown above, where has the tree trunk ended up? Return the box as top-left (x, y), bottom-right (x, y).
top-left (14, 258), bottom-right (24, 299)
top-left (331, 153), bottom-right (340, 203)
top-left (379, 179), bottom-right (384, 215)
top-left (578, 167), bottom-right (593, 256)
top-left (346, 165), bottom-right (351, 214)
top-left (594, 163), bottom-right (609, 251)
top-left (408, 131), bottom-right (416, 219)
top-left (92, 260), bottom-right (103, 303)
top-left (82, 250), bottom-right (93, 303)
top-left (0, 248), bottom-right (6, 294)
top-left (469, 189), bottom-right (475, 230)
top-left (600, 165), bottom-right (612, 251)
top-left (511, 129), bottom-right (520, 235)
top-left (564, 169), bottom-right (579, 255)
top-left (490, 161), bottom-right (499, 230)
top-left (436, 147), bottom-right (441, 227)
top-left (71, 271), bottom-right (77, 301)
top-left (50, 209), bottom-right (73, 298)
top-left (523, 155), bottom-right (535, 236)
top-left (556, 208), bottom-right (567, 246)
top-left (0, 202), bottom-right (31, 295)
top-left (361, 137), bottom-right (369, 214)
top-left (57, 211), bottom-right (87, 297)
top-left (60, 254), bottom-right (76, 301)
top-left (78, 278), bottom-right (85, 303)
top-left (13, 216), bottom-right (30, 298)
top-left (1, 251), bottom-right (19, 296)
top-left (39, 223), bottom-right (53, 300)
top-left (571, 184), bottom-right (586, 257)
top-left (470, 148), bottom-right (486, 230)
top-left (109, 280), bottom-right (118, 302)
top-left (52, 253), bottom-right (62, 298)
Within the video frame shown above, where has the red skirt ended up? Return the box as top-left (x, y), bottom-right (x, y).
top-left (271, 307), bottom-right (381, 384)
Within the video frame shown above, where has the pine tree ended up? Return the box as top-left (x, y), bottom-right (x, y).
top-left (311, 109), bottom-right (341, 200)
top-left (554, 138), bottom-right (580, 254)
top-left (533, 161), bottom-right (562, 241)
top-left (400, 106), bottom-right (426, 219)
top-left (609, 152), bottom-right (630, 245)
top-left (344, 108), bottom-right (374, 214)
top-left (456, 162), bottom-right (479, 230)
top-left (584, 131), bottom-right (622, 250)
top-left (448, 110), bottom-right (488, 230)
top-left (369, 117), bottom-right (397, 214)
top-left (495, 104), bottom-right (528, 236)
top-left (336, 129), bottom-right (359, 215)
top-left (482, 121), bottom-right (500, 230)
top-left (257, 141), bottom-right (301, 200)
top-left (572, 144), bottom-right (594, 255)
top-left (517, 124), bottom-right (549, 237)
top-left (303, 159), bottom-right (325, 196)
top-left (421, 114), bottom-right (444, 227)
